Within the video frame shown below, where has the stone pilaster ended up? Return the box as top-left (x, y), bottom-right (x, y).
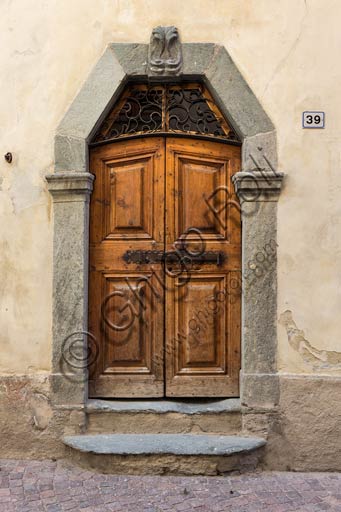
top-left (46, 172), bottom-right (94, 406)
top-left (233, 170), bottom-right (284, 410)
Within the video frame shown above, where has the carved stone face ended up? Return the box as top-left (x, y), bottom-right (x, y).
top-left (148, 26), bottom-right (182, 76)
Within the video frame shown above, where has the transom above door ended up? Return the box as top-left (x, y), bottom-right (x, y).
top-left (88, 83), bottom-right (241, 398)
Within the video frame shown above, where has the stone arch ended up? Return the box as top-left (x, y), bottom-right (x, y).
top-left (46, 38), bottom-right (283, 413)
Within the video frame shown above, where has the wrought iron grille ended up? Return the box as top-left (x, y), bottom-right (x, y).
top-left (92, 83), bottom-right (241, 144)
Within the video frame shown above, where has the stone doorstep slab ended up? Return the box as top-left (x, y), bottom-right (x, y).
top-left (63, 433), bottom-right (265, 456)
top-left (85, 398), bottom-right (241, 415)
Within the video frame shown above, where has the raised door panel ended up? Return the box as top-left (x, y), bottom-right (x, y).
top-left (104, 156), bottom-right (154, 240)
top-left (174, 274), bottom-right (227, 373)
top-left (177, 157), bottom-right (227, 239)
top-left (102, 273), bottom-right (156, 373)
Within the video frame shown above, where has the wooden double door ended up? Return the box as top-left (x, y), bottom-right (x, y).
top-left (89, 136), bottom-right (241, 398)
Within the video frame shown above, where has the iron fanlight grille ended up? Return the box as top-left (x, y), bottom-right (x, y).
top-left (91, 83), bottom-right (241, 144)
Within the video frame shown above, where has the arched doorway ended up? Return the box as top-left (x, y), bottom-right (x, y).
top-left (88, 83), bottom-right (242, 398)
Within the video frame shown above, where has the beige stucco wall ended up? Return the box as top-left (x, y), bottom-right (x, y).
top-left (1, 0), bottom-right (340, 375)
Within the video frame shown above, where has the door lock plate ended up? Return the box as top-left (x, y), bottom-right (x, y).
top-left (123, 249), bottom-right (225, 266)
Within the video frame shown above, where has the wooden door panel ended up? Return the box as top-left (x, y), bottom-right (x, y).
top-left (177, 156), bottom-right (227, 239)
top-left (89, 138), bottom-right (165, 398)
top-left (101, 273), bottom-right (157, 372)
top-left (104, 156), bottom-right (154, 240)
top-left (174, 274), bottom-right (227, 372)
top-left (165, 138), bottom-right (241, 397)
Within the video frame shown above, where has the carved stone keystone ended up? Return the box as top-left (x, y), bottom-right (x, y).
top-left (148, 26), bottom-right (182, 77)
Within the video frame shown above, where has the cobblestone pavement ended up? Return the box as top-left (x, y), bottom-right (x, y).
top-left (0, 459), bottom-right (340, 512)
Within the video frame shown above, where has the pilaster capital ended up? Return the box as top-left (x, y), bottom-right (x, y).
top-left (232, 171), bottom-right (284, 202)
top-left (46, 172), bottom-right (94, 202)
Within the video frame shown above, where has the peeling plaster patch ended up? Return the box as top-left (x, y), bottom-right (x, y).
top-left (279, 310), bottom-right (341, 369)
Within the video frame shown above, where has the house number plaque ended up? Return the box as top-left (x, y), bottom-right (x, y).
top-left (302, 111), bottom-right (325, 128)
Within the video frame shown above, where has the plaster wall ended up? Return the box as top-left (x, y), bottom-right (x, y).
top-left (1, 0), bottom-right (341, 377)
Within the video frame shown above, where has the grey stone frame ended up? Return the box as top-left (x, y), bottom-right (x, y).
top-left (46, 43), bottom-right (284, 415)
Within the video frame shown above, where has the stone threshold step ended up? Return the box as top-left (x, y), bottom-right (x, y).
top-left (63, 433), bottom-right (265, 456)
top-left (86, 398), bottom-right (241, 415)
